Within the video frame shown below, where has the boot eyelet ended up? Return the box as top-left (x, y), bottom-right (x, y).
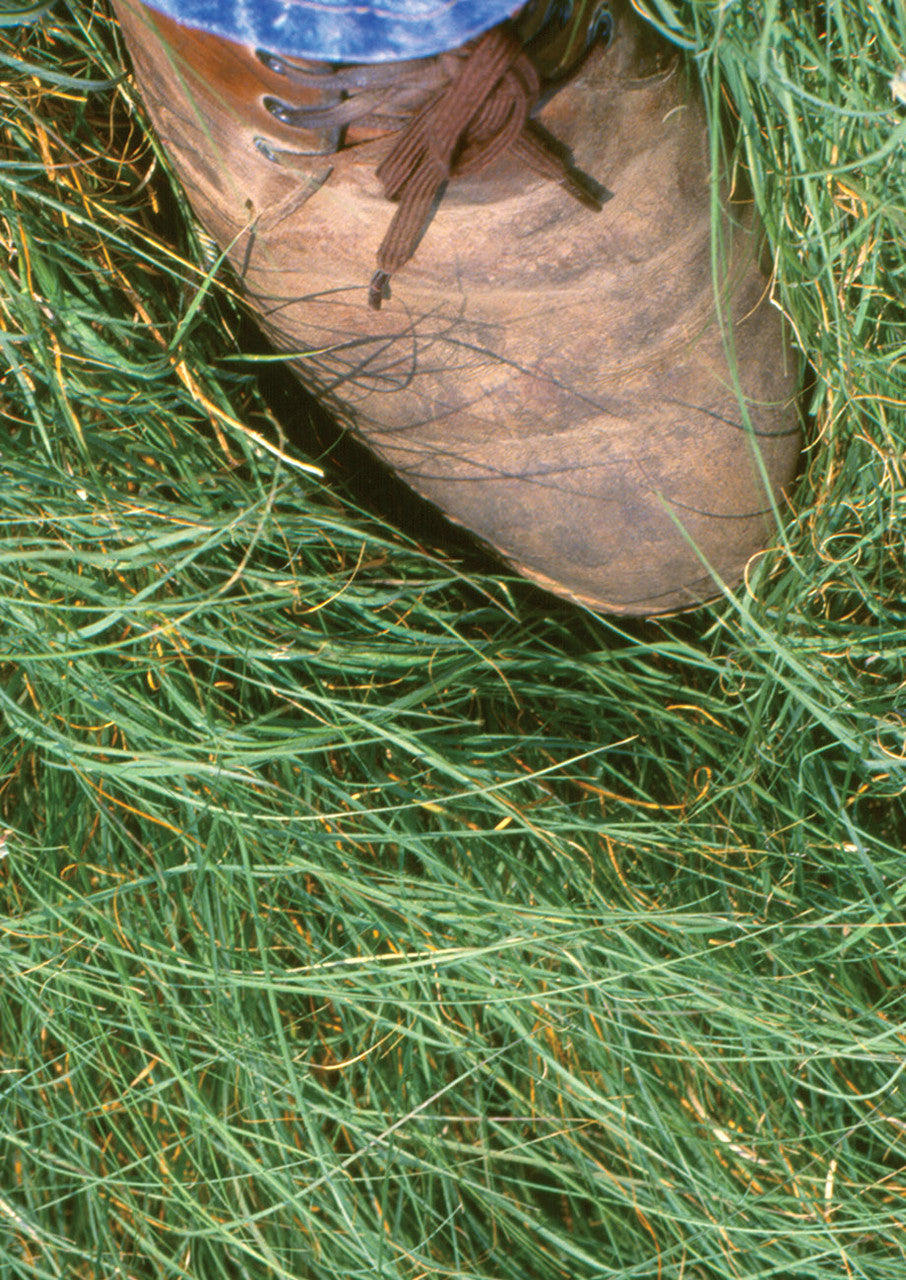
top-left (254, 136), bottom-right (287, 164)
top-left (254, 134), bottom-right (339, 162)
top-left (263, 95), bottom-right (299, 126)
top-left (261, 98), bottom-right (344, 152)
top-left (257, 50), bottom-right (288, 75)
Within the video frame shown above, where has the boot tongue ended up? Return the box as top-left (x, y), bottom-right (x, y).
top-left (369, 25), bottom-right (602, 309)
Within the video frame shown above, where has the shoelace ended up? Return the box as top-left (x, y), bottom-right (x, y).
top-left (369, 25), bottom-right (601, 308)
top-left (262, 20), bottom-right (605, 307)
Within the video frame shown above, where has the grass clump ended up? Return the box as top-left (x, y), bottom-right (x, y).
top-left (1, 1), bottom-right (905, 1278)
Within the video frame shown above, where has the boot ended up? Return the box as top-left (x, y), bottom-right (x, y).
top-left (112, 0), bottom-right (801, 614)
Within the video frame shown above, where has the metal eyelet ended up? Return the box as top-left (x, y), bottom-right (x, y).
top-left (263, 95), bottom-right (301, 127)
top-left (261, 94), bottom-right (344, 153)
top-left (254, 135), bottom-right (338, 163)
top-left (256, 49), bottom-right (289, 76)
top-left (254, 136), bottom-right (288, 164)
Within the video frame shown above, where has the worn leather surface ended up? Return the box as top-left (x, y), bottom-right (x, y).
top-left (113, 0), bottom-right (802, 614)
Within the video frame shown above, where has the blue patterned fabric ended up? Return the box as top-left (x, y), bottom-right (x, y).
top-left (141, 0), bottom-right (525, 61)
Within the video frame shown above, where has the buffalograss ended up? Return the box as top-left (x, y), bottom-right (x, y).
top-left (1, 0), bottom-right (905, 1276)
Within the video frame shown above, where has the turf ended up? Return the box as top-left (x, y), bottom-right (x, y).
top-left (1, 0), bottom-right (905, 1277)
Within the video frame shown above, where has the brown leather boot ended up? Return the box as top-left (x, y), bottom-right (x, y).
top-left (112, 0), bottom-right (801, 614)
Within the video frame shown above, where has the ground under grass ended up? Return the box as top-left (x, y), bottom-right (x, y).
top-left (1, 0), bottom-right (905, 1276)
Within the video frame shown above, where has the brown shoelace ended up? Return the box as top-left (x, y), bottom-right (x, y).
top-left (369, 25), bottom-right (601, 308)
top-left (262, 22), bottom-right (603, 307)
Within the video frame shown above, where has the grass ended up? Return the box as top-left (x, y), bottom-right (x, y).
top-left (1, 0), bottom-right (905, 1276)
